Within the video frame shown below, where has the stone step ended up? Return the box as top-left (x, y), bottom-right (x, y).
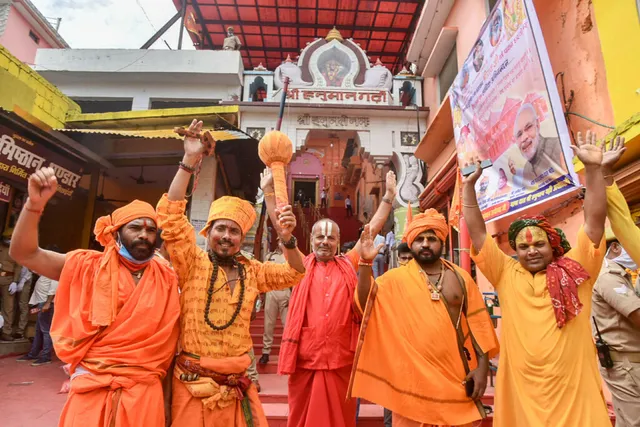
top-left (256, 355), bottom-right (279, 375)
top-left (253, 342), bottom-right (281, 353)
top-left (262, 403), bottom-right (385, 426)
top-left (250, 324), bottom-right (284, 334)
top-left (0, 339), bottom-right (31, 357)
top-left (251, 332), bottom-right (282, 343)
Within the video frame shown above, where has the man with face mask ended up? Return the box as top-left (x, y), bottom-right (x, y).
top-left (9, 167), bottom-right (181, 427)
top-left (279, 171), bottom-right (396, 427)
top-left (156, 119), bottom-right (305, 426)
top-left (591, 233), bottom-right (640, 427)
top-left (462, 130), bottom-right (610, 427)
top-left (350, 210), bottom-right (499, 427)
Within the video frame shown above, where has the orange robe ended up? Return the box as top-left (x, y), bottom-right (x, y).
top-left (51, 250), bottom-right (181, 427)
top-left (157, 195), bottom-right (305, 427)
top-left (279, 250), bottom-right (361, 427)
top-left (349, 259), bottom-right (499, 426)
top-left (471, 226), bottom-right (609, 427)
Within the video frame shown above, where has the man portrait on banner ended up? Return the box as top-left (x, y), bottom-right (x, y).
top-left (513, 102), bottom-right (568, 185)
top-left (472, 40), bottom-right (485, 72)
top-left (490, 10), bottom-right (503, 47)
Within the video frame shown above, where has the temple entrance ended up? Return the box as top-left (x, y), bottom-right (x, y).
top-left (293, 179), bottom-right (317, 207)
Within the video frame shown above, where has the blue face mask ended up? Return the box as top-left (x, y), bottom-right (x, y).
top-left (118, 241), bottom-right (154, 265)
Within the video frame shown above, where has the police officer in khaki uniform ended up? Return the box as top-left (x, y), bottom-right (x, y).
top-left (0, 234), bottom-right (25, 341)
top-left (258, 242), bottom-right (291, 365)
top-left (592, 236), bottom-right (640, 427)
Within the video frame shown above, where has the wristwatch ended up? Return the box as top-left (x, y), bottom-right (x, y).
top-left (282, 235), bottom-right (297, 249)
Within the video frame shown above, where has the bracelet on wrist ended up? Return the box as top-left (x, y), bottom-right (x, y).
top-left (382, 197), bottom-right (393, 204)
top-left (282, 235), bottom-right (297, 249)
top-left (263, 191), bottom-right (275, 197)
top-left (179, 161), bottom-right (197, 174)
top-left (359, 260), bottom-right (373, 267)
top-left (25, 206), bottom-right (43, 215)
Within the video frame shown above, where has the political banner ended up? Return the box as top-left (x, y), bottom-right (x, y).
top-left (449, 0), bottom-right (579, 221)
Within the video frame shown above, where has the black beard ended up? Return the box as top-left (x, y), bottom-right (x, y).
top-left (124, 241), bottom-right (153, 261)
top-left (208, 251), bottom-right (238, 266)
top-left (413, 249), bottom-right (442, 265)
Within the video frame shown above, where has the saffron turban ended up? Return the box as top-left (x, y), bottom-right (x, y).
top-left (91, 200), bottom-right (158, 326)
top-left (200, 196), bottom-right (257, 237)
top-left (507, 215), bottom-right (571, 258)
top-left (402, 209), bottom-right (449, 247)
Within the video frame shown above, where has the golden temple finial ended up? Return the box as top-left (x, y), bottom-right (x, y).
top-left (325, 27), bottom-right (344, 42)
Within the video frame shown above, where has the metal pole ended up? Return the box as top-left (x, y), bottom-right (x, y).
top-left (275, 77), bottom-right (290, 131)
top-left (177, 0), bottom-right (187, 50)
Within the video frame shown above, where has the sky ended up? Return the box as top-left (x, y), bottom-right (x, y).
top-left (31, 0), bottom-right (194, 50)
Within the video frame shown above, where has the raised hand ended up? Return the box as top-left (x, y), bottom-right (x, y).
top-left (27, 167), bottom-right (57, 209)
top-left (385, 171), bottom-right (397, 197)
top-left (260, 168), bottom-right (274, 192)
top-left (275, 205), bottom-right (296, 241)
top-left (571, 130), bottom-right (603, 167)
top-left (358, 224), bottom-right (385, 261)
top-left (461, 160), bottom-right (483, 186)
top-left (601, 136), bottom-right (626, 172)
top-left (183, 119), bottom-right (206, 160)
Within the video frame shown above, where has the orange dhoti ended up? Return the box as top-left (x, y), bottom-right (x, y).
top-left (170, 354), bottom-right (268, 427)
top-left (60, 373), bottom-right (165, 426)
top-left (393, 413), bottom-right (475, 427)
top-left (288, 365), bottom-right (356, 427)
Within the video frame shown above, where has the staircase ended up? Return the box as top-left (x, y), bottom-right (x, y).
top-left (252, 311), bottom-right (386, 426)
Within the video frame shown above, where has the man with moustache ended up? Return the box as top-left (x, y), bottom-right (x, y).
top-left (9, 167), bottom-right (181, 427)
top-left (157, 119), bottom-right (305, 426)
top-left (463, 130), bottom-right (611, 427)
top-left (350, 211), bottom-right (499, 427)
top-left (279, 171), bottom-right (397, 427)
top-left (513, 103), bottom-right (568, 184)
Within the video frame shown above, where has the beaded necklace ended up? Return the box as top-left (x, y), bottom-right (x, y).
top-left (204, 252), bottom-right (246, 331)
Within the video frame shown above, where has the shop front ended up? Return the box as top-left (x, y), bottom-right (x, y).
top-left (0, 112), bottom-right (90, 251)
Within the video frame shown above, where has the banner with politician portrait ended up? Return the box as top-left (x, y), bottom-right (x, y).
top-left (449, 0), bottom-right (579, 221)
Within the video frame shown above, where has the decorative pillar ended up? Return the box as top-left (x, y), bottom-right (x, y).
top-left (393, 204), bottom-right (419, 241)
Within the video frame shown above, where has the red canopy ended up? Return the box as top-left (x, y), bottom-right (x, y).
top-left (173, 0), bottom-right (425, 72)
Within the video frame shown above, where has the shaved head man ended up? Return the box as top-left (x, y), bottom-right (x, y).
top-left (280, 172), bottom-right (397, 427)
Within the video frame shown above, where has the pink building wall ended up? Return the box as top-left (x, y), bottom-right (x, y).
top-left (0, 4), bottom-right (52, 65)
top-left (288, 152), bottom-right (324, 200)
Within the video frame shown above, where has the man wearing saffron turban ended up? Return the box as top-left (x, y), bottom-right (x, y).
top-left (350, 210), bottom-right (499, 427)
top-left (157, 119), bottom-right (306, 426)
top-left (462, 130), bottom-right (611, 427)
top-left (10, 167), bottom-right (181, 427)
